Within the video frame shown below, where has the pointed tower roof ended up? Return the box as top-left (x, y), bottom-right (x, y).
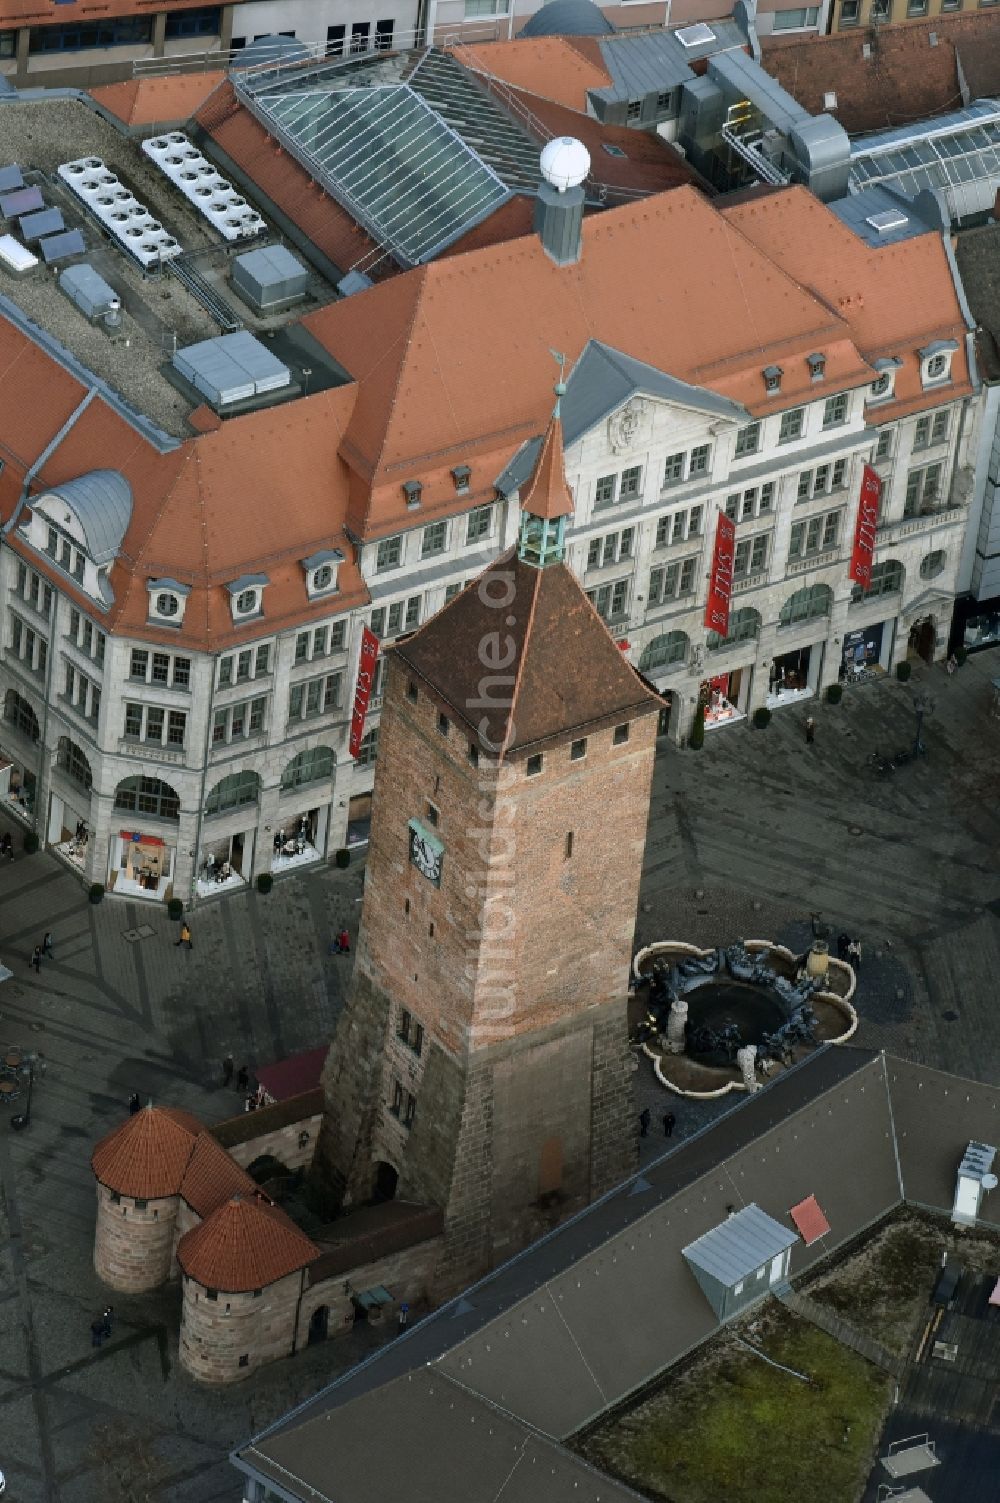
top-left (394, 548), bottom-right (661, 758)
top-left (177, 1194), bottom-right (320, 1293)
top-left (517, 402), bottom-right (574, 523)
top-left (91, 1105), bottom-right (203, 1200)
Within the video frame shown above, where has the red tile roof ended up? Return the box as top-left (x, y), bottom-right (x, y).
top-left (454, 36), bottom-right (612, 111)
top-left (789, 1194), bottom-right (831, 1246)
top-left (90, 71), bottom-right (227, 128)
top-left (180, 1130), bottom-right (259, 1219)
top-left (91, 1105), bottom-right (203, 1200)
top-left (177, 1194), bottom-right (320, 1292)
top-left (394, 547), bottom-right (661, 756)
top-left (519, 411), bottom-right (574, 521)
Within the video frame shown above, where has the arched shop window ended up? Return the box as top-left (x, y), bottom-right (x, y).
top-left (639, 631), bottom-right (688, 672)
top-left (851, 560), bottom-right (903, 604)
top-left (281, 746), bottom-right (334, 793)
top-left (920, 550), bottom-right (946, 580)
top-left (205, 770), bottom-right (260, 816)
top-left (3, 689), bottom-right (39, 742)
top-left (779, 584), bottom-right (832, 628)
top-left (114, 776), bottom-right (180, 821)
top-left (56, 736), bottom-right (92, 791)
top-left (707, 608), bottom-right (761, 652)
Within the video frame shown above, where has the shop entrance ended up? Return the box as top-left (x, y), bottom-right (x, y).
top-left (701, 667), bottom-right (750, 731)
top-left (840, 622), bottom-right (888, 684)
top-left (767, 644), bottom-right (821, 709)
top-left (0, 756), bottom-right (35, 822)
top-left (48, 794), bottom-right (91, 871)
top-left (272, 806), bottom-right (328, 873)
top-left (909, 616), bottom-right (936, 663)
top-left (657, 695), bottom-right (673, 738)
top-left (110, 831), bottom-right (174, 900)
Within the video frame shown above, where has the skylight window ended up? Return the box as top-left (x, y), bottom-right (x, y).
top-left (865, 209), bottom-right (908, 233)
top-left (676, 22), bottom-right (715, 46)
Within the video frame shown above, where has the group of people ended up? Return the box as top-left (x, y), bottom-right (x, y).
top-left (639, 1108), bottom-right (675, 1139)
top-left (29, 932), bottom-right (54, 972)
top-left (836, 933), bottom-right (863, 972)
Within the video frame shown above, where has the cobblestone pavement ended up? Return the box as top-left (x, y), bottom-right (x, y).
top-left (0, 651), bottom-right (996, 1498)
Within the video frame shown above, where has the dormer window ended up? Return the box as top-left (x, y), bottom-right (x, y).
top-left (452, 465), bottom-right (471, 494)
top-left (147, 577), bottom-right (191, 627)
top-left (302, 549), bottom-right (343, 600)
top-left (226, 574), bottom-right (268, 624)
top-left (403, 480), bottom-right (422, 510)
top-left (919, 342), bottom-right (957, 388)
top-left (868, 358), bottom-right (900, 403)
top-left (763, 365), bottom-right (783, 394)
top-left (807, 353), bottom-right (826, 382)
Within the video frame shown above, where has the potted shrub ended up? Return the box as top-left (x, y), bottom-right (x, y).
top-left (257, 872), bottom-right (273, 894)
top-left (335, 848), bottom-right (351, 869)
top-left (89, 883), bottom-right (104, 905)
top-left (688, 702), bottom-right (705, 750)
top-left (753, 706), bottom-right (772, 730)
top-left (895, 660), bottom-right (912, 682)
top-left (23, 831), bottom-right (39, 854)
top-left (826, 683), bottom-right (843, 705)
top-left (166, 896), bottom-right (183, 921)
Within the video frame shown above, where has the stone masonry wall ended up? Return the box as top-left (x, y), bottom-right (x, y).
top-left (179, 1269), bottom-right (304, 1384)
top-left (311, 970), bottom-right (393, 1209)
top-left (590, 1011), bottom-right (639, 1199)
top-left (94, 1184), bottom-right (179, 1292)
top-left (226, 1113), bottom-right (323, 1174)
top-left (295, 1236), bottom-right (443, 1347)
top-left (170, 1198), bottom-right (201, 1280)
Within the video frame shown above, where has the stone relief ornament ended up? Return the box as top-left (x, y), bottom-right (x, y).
top-left (608, 398), bottom-right (646, 454)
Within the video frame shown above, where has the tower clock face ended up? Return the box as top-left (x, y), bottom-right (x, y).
top-left (409, 824), bottom-right (443, 886)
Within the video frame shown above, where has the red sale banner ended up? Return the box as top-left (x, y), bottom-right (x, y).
top-left (849, 464), bottom-right (882, 588)
top-left (349, 625), bottom-right (380, 759)
top-left (703, 511), bottom-right (736, 637)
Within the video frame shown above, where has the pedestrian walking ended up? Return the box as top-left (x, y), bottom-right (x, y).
top-left (91, 1315), bottom-right (105, 1349)
top-left (222, 1054), bottom-right (234, 1088)
top-left (0, 832), bottom-right (12, 861)
top-left (174, 921), bottom-right (192, 950)
top-left (805, 717), bottom-right (815, 745)
top-left (639, 1107), bottom-right (651, 1138)
top-left (236, 1065), bottom-right (249, 1092)
top-left (836, 932), bottom-right (850, 961)
top-left (663, 1111), bottom-right (676, 1138)
top-left (128, 1092), bottom-right (140, 1115)
top-left (331, 928), bottom-right (351, 954)
top-left (42, 931), bottom-right (53, 958)
top-left (102, 1306), bottom-right (114, 1339)
top-left (848, 938), bottom-right (863, 974)
top-left (398, 1302), bottom-right (409, 1334)
top-left (244, 1094), bottom-right (256, 1113)
top-left (30, 945), bottom-right (41, 973)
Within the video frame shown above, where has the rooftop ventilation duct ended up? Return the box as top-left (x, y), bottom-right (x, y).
top-left (143, 134), bottom-right (265, 243)
top-left (58, 157), bottom-right (182, 268)
top-left (535, 138), bottom-right (590, 267)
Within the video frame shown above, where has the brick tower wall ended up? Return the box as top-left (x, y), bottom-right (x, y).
top-left (93, 1183), bottom-right (179, 1292)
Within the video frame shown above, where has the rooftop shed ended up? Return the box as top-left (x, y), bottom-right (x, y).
top-left (682, 1203), bottom-right (797, 1321)
top-left (172, 330), bottom-right (291, 408)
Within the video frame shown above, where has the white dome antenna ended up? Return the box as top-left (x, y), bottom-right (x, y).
top-left (539, 137), bottom-right (591, 194)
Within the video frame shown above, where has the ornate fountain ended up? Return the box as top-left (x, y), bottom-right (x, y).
top-left (631, 939), bottom-right (858, 1099)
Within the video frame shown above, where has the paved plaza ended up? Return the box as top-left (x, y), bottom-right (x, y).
top-left (0, 650), bottom-right (997, 1499)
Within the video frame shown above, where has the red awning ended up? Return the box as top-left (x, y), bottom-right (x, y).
top-left (790, 1195), bottom-right (831, 1246)
top-left (255, 1045), bottom-right (328, 1103)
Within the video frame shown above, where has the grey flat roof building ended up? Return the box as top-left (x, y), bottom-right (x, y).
top-left (682, 1203), bottom-right (797, 1287)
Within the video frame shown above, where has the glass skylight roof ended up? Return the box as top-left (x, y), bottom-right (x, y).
top-left (251, 82), bottom-right (509, 267)
top-left (850, 100), bottom-right (1000, 222)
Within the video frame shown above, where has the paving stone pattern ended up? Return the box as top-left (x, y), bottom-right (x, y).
top-left (0, 652), bottom-right (995, 1497)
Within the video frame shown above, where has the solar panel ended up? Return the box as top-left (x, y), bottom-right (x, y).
top-left (0, 186), bottom-right (44, 218)
top-left (0, 165), bottom-right (23, 194)
top-left (252, 82), bottom-right (508, 267)
top-left (18, 208), bottom-right (64, 243)
top-left (39, 229), bottom-right (86, 264)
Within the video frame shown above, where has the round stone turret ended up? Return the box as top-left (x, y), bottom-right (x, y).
top-left (91, 1105), bottom-right (202, 1291)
